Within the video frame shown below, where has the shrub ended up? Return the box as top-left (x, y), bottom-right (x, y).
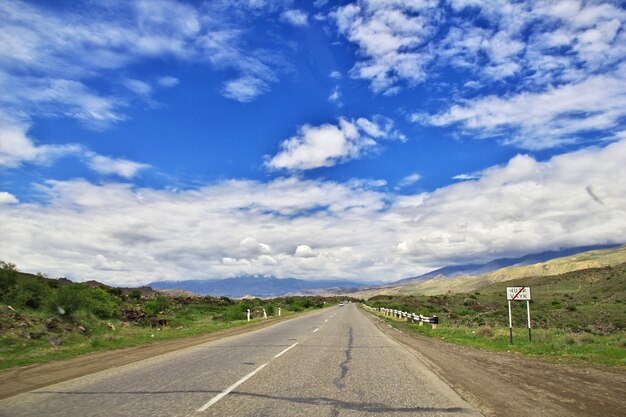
top-left (144, 295), bottom-right (171, 315)
top-left (0, 261), bottom-right (18, 294)
top-left (13, 278), bottom-right (49, 309)
top-left (476, 326), bottom-right (494, 338)
top-left (45, 284), bottom-right (87, 317)
top-left (127, 289), bottom-right (142, 301)
top-left (84, 288), bottom-right (119, 319)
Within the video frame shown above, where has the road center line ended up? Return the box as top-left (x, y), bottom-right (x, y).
top-left (274, 342), bottom-right (298, 359)
top-left (324, 319), bottom-right (328, 323)
top-left (313, 328), bottom-right (319, 333)
top-left (197, 363), bottom-right (268, 412)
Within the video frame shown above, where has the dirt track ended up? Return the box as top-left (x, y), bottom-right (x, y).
top-left (366, 313), bottom-right (626, 417)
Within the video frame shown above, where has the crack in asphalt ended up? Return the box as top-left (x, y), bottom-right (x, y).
top-left (334, 327), bottom-right (353, 390)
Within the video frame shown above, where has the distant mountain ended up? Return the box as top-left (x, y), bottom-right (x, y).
top-left (148, 276), bottom-right (371, 298)
top-left (346, 244), bottom-right (626, 299)
top-left (392, 244), bottom-right (621, 285)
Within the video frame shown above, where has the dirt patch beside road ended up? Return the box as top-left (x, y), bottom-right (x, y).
top-left (0, 313), bottom-right (309, 400)
top-left (364, 311), bottom-right (626, 417)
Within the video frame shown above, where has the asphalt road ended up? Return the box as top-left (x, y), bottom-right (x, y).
top-left (0, 304), bottom-right (481, 417)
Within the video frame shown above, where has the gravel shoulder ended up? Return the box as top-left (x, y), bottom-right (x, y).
top-left (0, 313), bottom-right (308, 400)
top-left (363, 310), bottom-right (626, 417)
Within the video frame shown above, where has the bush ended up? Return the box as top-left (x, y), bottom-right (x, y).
top-left (84, 288), bottom-right (119, 319)
top-left (0, 261), bottom-right (18, 294)
top-left (127, 289), bottom-right (142, 301)
top-left (13, 278), bottom-right (49, 309)
top-left (144, 295), bottom-right (171, 315)
top-left (45, 284), bottom-right (87, 317)
top-left (476, 326), bottom-right (494, 338)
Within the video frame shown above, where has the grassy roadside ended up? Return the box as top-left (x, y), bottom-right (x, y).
top-left (1, 263), bottom-right (346, 370)
top-left (0, 308), bottom-right (311, 370)
top-left (360, 264), bottom-right (626, 367)
top-left (366, 308), bottom-right (626, 366)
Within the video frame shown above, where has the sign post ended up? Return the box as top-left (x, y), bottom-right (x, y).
top-left (506, 287), bottom-right (532, 344)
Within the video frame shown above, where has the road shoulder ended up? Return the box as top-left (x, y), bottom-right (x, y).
top-left (361, 309), bottom-right (626, 417)
top-left (0, 310), bottom-right (318, 400)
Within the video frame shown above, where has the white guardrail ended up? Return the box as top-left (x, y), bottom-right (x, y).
top-left (362, 304), bottom-right (439, 329)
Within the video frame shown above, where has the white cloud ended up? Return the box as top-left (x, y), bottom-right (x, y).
top-left (0, 118), bottom-right (81, 167)
top-left (85, 153), bottom-right (150, 179)
top-left (0, 192), bottom-right (18, 205)
top-left (329, 70), bottom-right (342, 79)
top-left (238, 237), bottom-right (272, 256)
top-left (157, 76), bottom-right (179, 87)
top-left (418, 68), bottom-right (626, 149)
top-left (452, 173), bottom-right (479, 181)
top-left (398, 173), bottom-right (421, 187)
top-left (295, 244), bottom-right (317, 258)
top-left (332, 1), bottom-right (626, 151)
top-left (280, 9), bottom-right (309, 27)
top-left (266, 116), bottom-right (403, 171)
top-left (2, 140), bottom-right (624, 285)
top-left (332, 1), bottom-right (441, 93)
top-left (328, 86), bottom-right (342, 105)
top-left (221, 76), bottom-right (270, 103)
top-left (124, 79), bottom-right (152, 96)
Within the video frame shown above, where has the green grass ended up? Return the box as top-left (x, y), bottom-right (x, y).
top-left (362, 263), bottom-right (626, 366)
top-left (368, 311), bottom-right (626, 366)
top-left (2, 312), bottom-right (269, 369)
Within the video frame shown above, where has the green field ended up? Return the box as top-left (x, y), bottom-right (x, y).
top-left (364, 263), bottom-right (626, 366)
top-left (0, 263), bottom-right (346, 370)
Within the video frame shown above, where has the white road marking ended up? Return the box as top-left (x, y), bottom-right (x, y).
top-left (197, 363), bottom-right (268, 412)
top-left (324, 319), bottom-right (328, 323)
top-left (274, 342), bottom-right (298, 359)
top-left (313, 328), bottom-right (319, 333)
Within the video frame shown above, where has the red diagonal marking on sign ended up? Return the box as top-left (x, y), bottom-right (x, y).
top-left (512, 286), bottom-right (525, 301)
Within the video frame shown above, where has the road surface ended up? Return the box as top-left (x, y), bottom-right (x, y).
top-left (0, 304), bottom-right (481, 416)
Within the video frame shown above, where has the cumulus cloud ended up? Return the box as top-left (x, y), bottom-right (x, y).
top-left (280, 9), bottom-right (308, 27)
top-left (2, 140), bottom-right (625, 285)
top-left (0, 192), bottom-right (18, 205)
top-left (332, 1), bottom-right (442, 94)
top-left (294, 245), bottom-right (317, 258)
top-left (266, 116), bottom-right (404, 170)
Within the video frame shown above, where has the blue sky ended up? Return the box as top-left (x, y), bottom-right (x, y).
top-left (1, 0), bottom-right (625, 286)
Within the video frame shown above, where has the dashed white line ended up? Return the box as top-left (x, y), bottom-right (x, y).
top-left (313, 328), bottom-right (319, 333)
top-left (324, 319), bottom-right (328, 323)
top-left (197, 363), bottom-right (268, 412)
top-left (274, 342), bottom-right (298, 359)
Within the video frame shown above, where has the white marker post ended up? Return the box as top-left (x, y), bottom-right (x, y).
top-left (278, 307), bottom-right (282, 317)
top-left (506, 286), bottom-right (532, 344)
top-left (263, 308), bottom-right (267, 319)
top-left (246, 309), bottom-right (251, 322)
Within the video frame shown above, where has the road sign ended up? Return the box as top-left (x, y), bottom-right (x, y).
top-left (506, 286), bottom-right (532, 344)
top-left (507, 286), bottom-right (531, 301)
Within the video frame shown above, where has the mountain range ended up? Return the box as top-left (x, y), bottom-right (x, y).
top-left (148, 244), bottom-right (623, 298)
top-left (148, 277), bottom-right (371, 298)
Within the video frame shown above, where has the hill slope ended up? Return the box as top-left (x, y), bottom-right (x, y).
top-left (351, 244), bottom-right (626, 298)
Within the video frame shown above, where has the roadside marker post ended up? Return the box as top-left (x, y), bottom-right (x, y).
top-left (247, 309), bottom-right (251, 322)
top-left (506, 286), bottom-right (532, 344)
